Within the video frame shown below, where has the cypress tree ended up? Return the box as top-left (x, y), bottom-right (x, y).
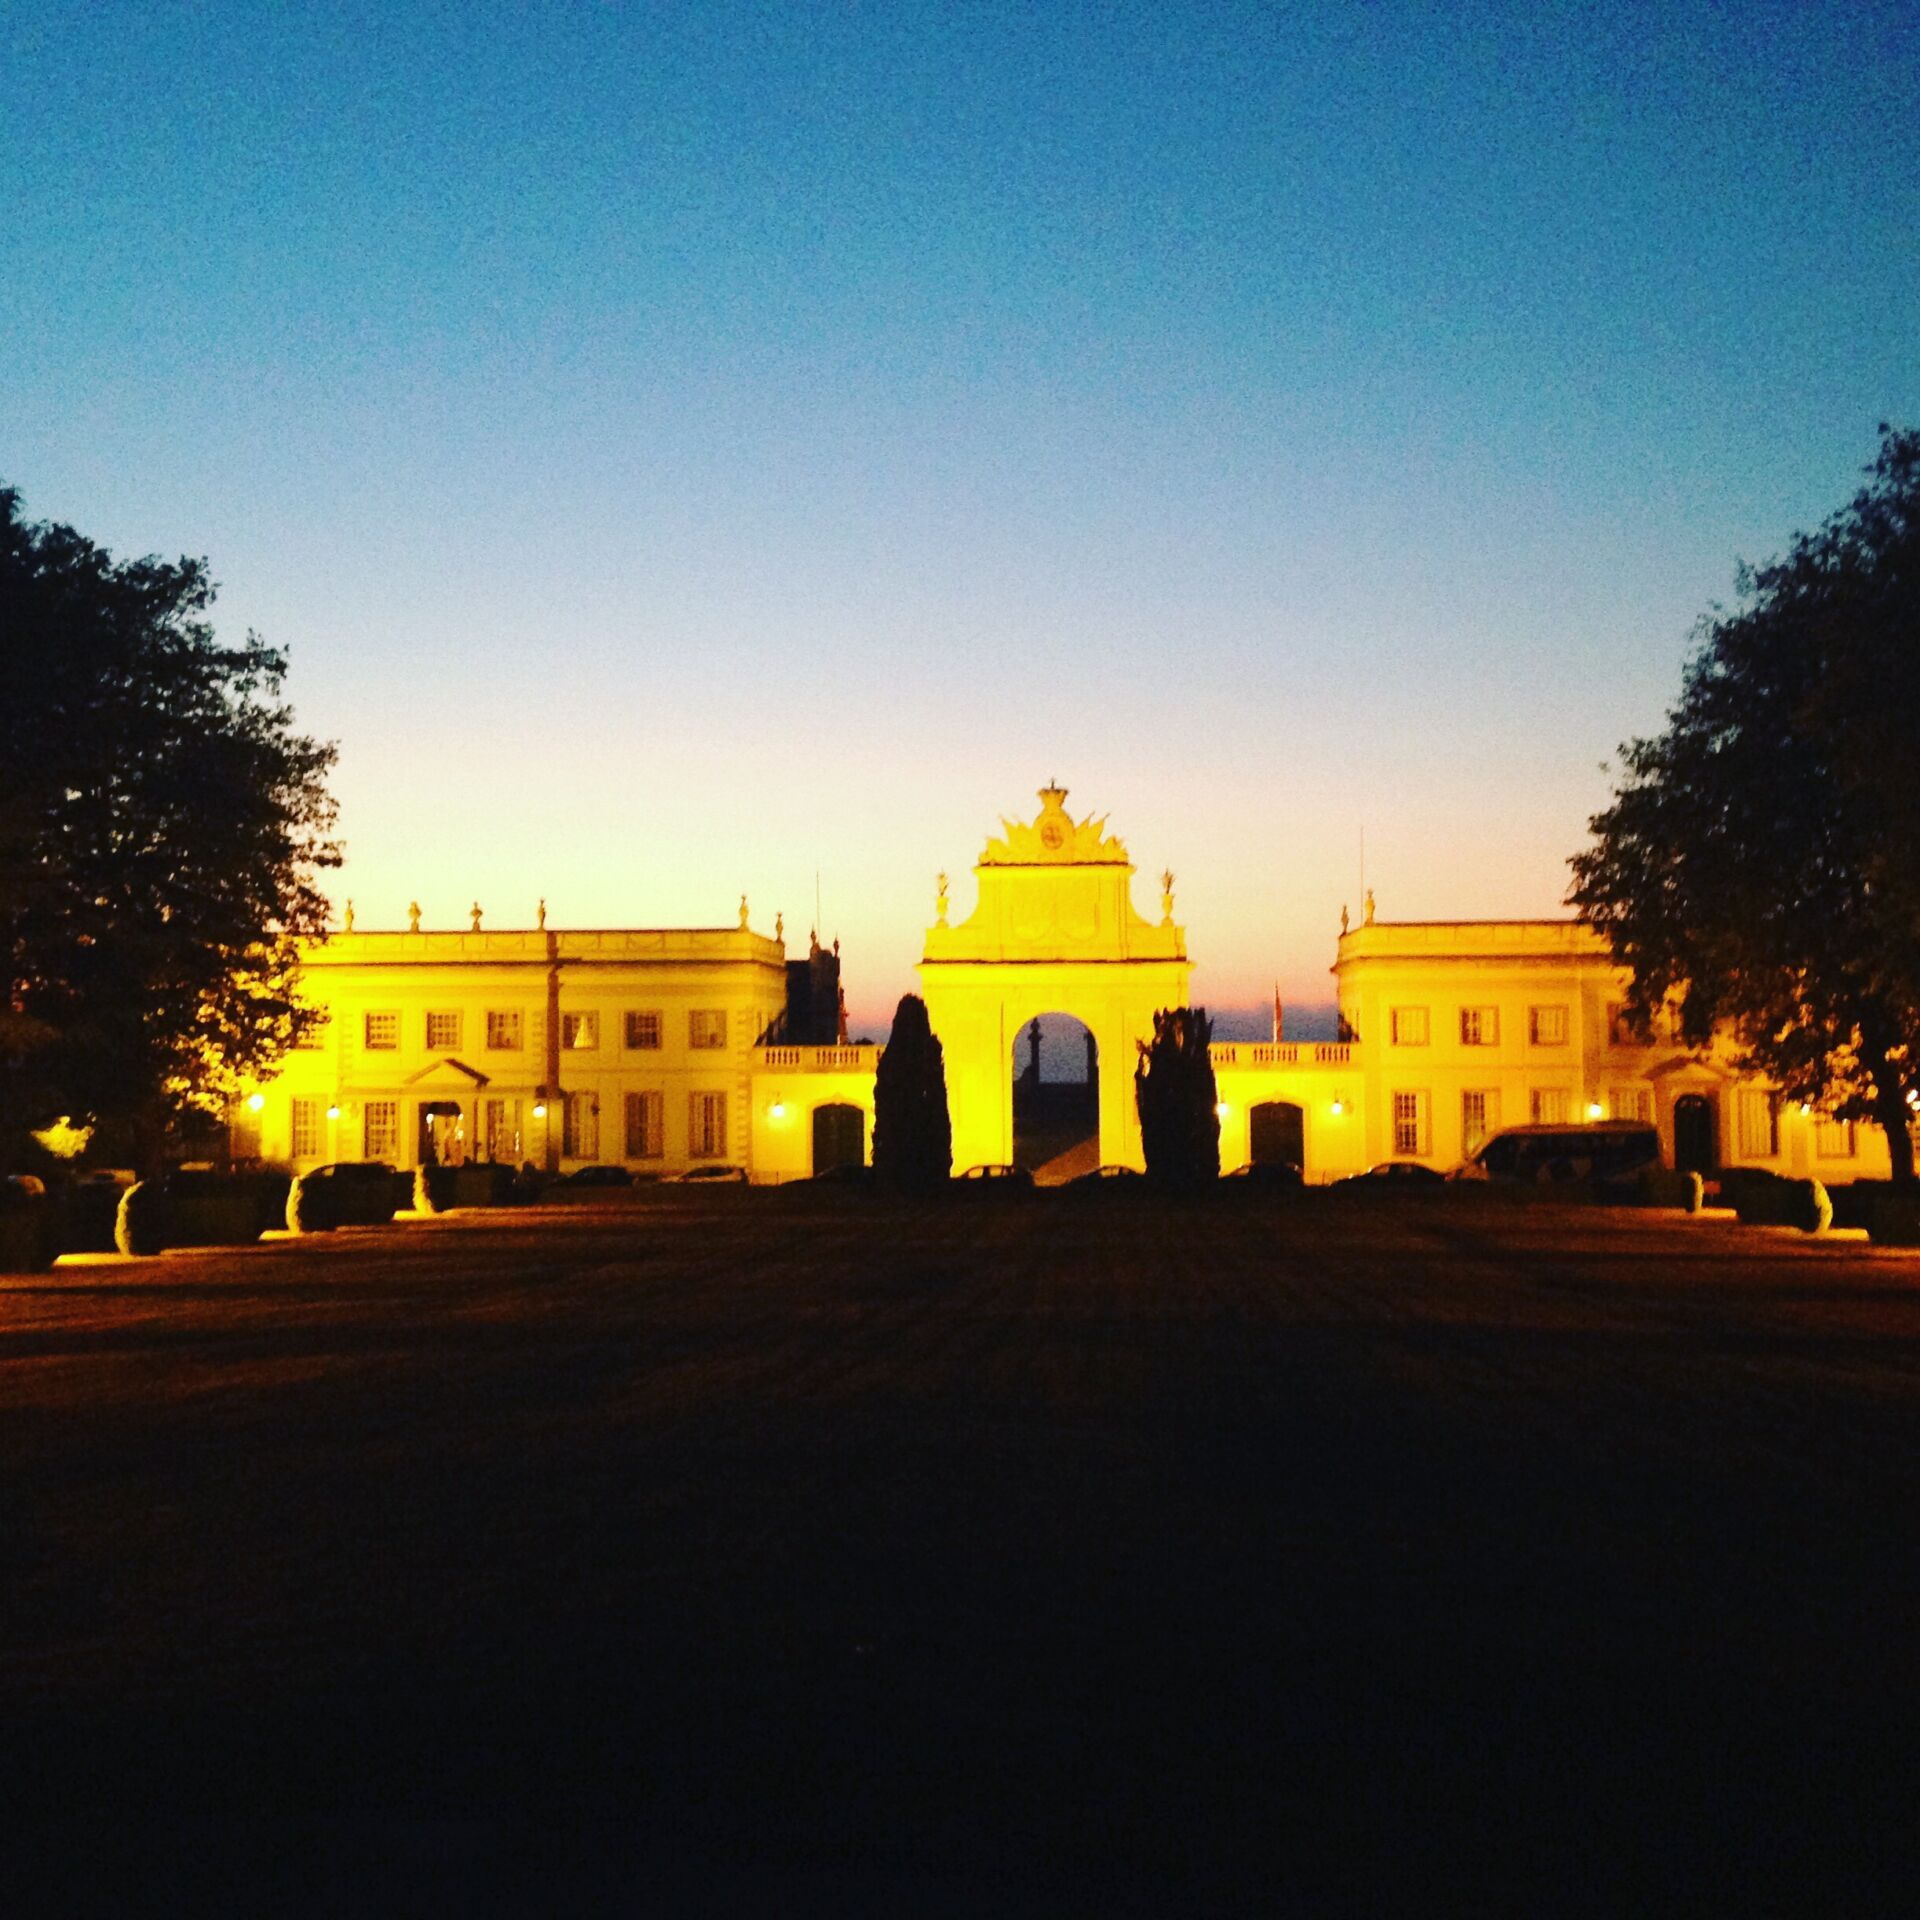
top-left (1134, 1006), bottom-right (1220, 1190)
top-left (872, 994), bottom-right (952, 1191)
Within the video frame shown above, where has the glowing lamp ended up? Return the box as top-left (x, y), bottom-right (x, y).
top-left (247, 1093), bottom-right (266, 1113)
top-left (770, 1099), bottom-right (787, 1121)
top-left (1215, 1102), bottom-right (1231, 1118)
top-left (1586, 1101), bottom-right (1605, 1121)
top-left (532, 1102), bottom-right (547, 1119)
top-left (1800, 1103), bottom-right (1813, 1117)
top-left (1330, 1099), bottom-right (1345, 1117)
top-left (326, 1104), bottom-right (341, 1120)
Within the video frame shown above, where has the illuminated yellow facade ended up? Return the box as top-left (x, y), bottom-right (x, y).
top-left (920, 785), bottom-right (1188, 1171)
top-left (244, 787), bottom-right (1892, 1186)
top-left (247, 918), bottom-right (793, 1176)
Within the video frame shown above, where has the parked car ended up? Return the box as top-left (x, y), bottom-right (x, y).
top-left (553, 1165), bottom-right (634, 1189)
top-left (1225, 1162), bottom-right (1305, 1189)
top-left (1338, 1160), bottom-right (1447, 1188)
top-left (1066, 1164), bottom-right (1145, 1188)
top-left (808, 1162), bottom-right (874, 1187)
top-left (674, 1164), bottom-right (749, 1184)
top-left (956, 1164), bottom-right (1035, 1189)
top-left (1454, 1124), bottom-right (1661, 1186)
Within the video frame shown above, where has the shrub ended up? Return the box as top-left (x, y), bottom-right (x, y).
top-left (115, 1180), bottom-right (171, 1256)
top-left (286, 1171), bottom-right (336, 1234)
top-left (871, 995), bottom-right (951, 1192)
top-left (0, 1182), bottom-right (58, 1273)
top-left (1134, 1006), bottom-right (1220, 1191)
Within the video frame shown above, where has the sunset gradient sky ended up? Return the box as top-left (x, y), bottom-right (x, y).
top-left (7, 2), bottom-right (1916, 1031)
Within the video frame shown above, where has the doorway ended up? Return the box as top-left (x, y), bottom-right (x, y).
top-left (1249, 1101), bottom-right (1306, 1171)
top-left (811, 1102), bottom-right (865, 1175)
top-left (419, 1100), bottom-right (467, 1167)
top-left (1673, 1093), bottom-right (1718, 1174)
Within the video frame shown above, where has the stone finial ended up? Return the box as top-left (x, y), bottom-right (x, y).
top-left (342, 899), bottom-right (355, 933)
top-left (1160, 869), bottom-right (1175, 925)
top-left (470, 902), bottom-right (483, 932)
top-left (775, 910), bottom-right (784, 942)
top-left (537, 898), bottom-right (547, 931)
top-left (936, 871), bottom-right (949, 925)
top-left (1364, 889), bottom-right (1376, 926)
top-left (739, 894), bottom-right (750, 929)
top-left (407, 900), bottom-right (422, 933)
top-left (1340, 902), bottom-right (1350, 934)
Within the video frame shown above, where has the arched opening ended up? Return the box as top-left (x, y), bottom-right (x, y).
top-left (1249, 1100), bottom-right (1305, 1171)
top-left (1673, 1093), bottom-right (1718, 1174)
top-left (811, 1101), bottom-right (865, 1175)
top-left (1011, 1013), bottom-right (1099, 1182)
top-left (418, 1100), bottom-right (467, 1167)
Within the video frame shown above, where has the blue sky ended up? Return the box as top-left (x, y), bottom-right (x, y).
top-left (6, 1), bottom-right (1916, 1027)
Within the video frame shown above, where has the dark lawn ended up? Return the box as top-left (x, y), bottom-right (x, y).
top-left (6, 1189), bottom-right (1920, 1911)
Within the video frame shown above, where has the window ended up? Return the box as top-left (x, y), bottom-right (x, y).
top-left (562, 1091), bottom-right (599, 1159)
top-left (1530, 1088), bottom-right (1570, 1125)
top-left (1389, 1007), bottom-right (1429, 1047)
top-left (1608, 1003), bottom-right (1654, 1046)
top-left (1458, 1007), bottom-right (1498, 1047)
top-left (625, 1090), bottom-right (663, 1159)
top-left (483, 1098), bottom-right (522, 1162)
top-left (561, 1012), bottom-right (599, 1051)
top-left (486, 1009), bottom-right (523, 1051)
top-left (1737, 1090), bottom-right (1780, 1159)
top-left (1609, 1086), bottom-right (1654, 1124)
top-left (1814, 1117), bottom-right (1858, 1160)
top-left (363, 1100), bottom-right (399, 1162)
top-left (363, 1010), bottom-right (399, 1050)
top-left (291, 1098), bottom-right (324, 1161)
top-left (1391, 1090), bottom-right (1429, 1157)
top-left (292, 1015), bottom-right (328, 1051)
top-left (1461, 1089), bottom-right (1499, 1156)
top-left (425, 1011), bottom-right (461, 1051)
top-left (689, 1009), bottom-right (728, 1051)
top-left (690, 1090), bottom-right (728, 1158)
top-left (624, 1010), bottom-right (662, 1051)
top-left (1528, 1006), bottom-right (1568, 1047)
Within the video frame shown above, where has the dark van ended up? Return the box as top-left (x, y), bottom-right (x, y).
top-left (1458, 1123), bottom-right (1661, 1186)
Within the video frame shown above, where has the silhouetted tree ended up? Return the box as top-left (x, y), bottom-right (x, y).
top-left (0, 487), bottom-right (339, 1169)
top-left (871, 994), bottom-right (951, 1191)
top-left (1570, 426), bottom-right (1920, 1183)
top-left (1135, 1005), bottom-right (1219, 1189)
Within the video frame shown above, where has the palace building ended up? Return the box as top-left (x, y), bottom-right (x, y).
top-left (238, 788), bottom-right (1894, 1186)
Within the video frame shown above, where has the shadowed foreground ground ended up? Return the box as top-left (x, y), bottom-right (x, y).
top-left (6, 1189), bottom-right (1920, 1911)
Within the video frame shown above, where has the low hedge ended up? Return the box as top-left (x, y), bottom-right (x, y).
top-left (287, 1164), bottom-right (403, 1234)
top-left (1721, 1168), bottom-right (1832, 1234)
top-left (415, 1162), bottom-right (519, 1213)
top-left (0, 1182), bottom-right (59, 1274)
top-left (1868, 1188), bottom-right (1920, 1247)
top-left (114, 1172), bottom-right (285, 1256)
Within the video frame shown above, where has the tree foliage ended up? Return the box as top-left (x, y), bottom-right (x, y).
top-left (871, 994), bottom-right (952, 1190)
top-left (0, 487), bottom-right (339, 1165)
top-left (1569, 426), bottom-right (1920, 1182)
top-left (1134, 1005), bottom-right (1219, 1189)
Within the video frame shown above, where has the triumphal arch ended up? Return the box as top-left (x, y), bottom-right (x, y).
top-left (920, 786), bottom-right (1191, 1171)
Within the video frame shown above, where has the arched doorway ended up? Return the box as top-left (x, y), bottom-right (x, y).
top-left (811, 1102), bottom-right (865, 1175)
top-left (1011, 1013), bottom-right (1099, 1181)
top-left (1674, 1093), bottom-right (1718, 1174)
top-left (419, 1100), bottom-right (467, 1167)
top-left (1249, 1100), bottom-right (1305, 1171)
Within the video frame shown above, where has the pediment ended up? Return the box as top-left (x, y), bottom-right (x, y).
top-left (1642, 1053), bottom-right (1736, 1083)
top-left (404, 1056), bottom-right (492, 1088)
